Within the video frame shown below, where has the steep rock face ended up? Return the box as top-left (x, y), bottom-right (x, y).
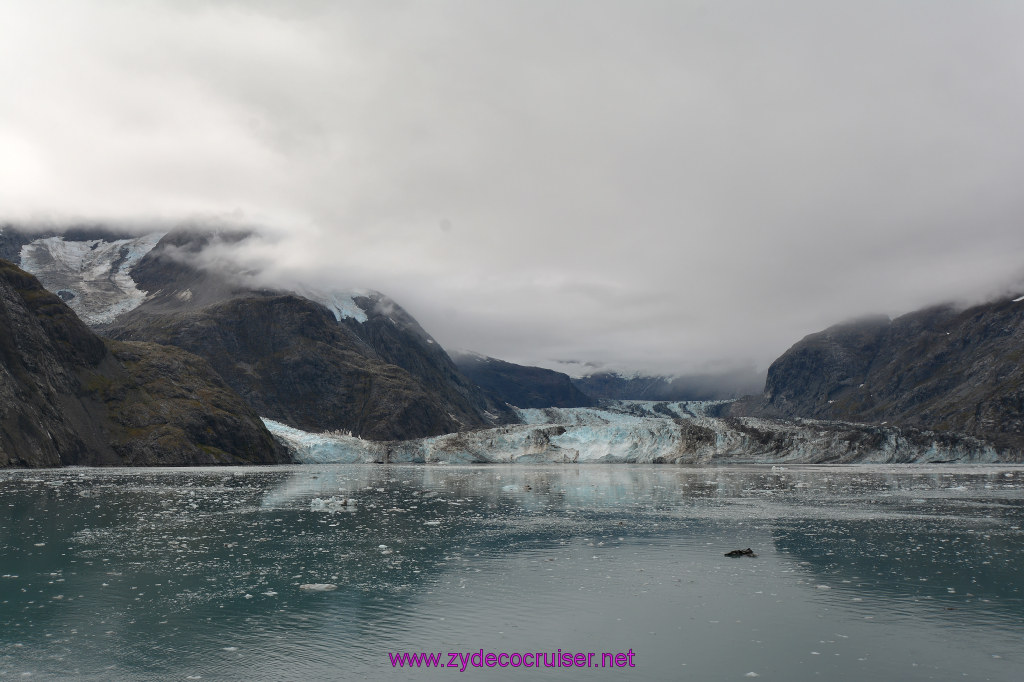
top-left (105, 229), bottom-right (516, 438)
top-left (340, 294), bottom-right (518, 424)
top-left (15, 227), bottom-right (520, 437)
top-left (733, 297), bottom-right (1024, 449)
top-left (451, 352), bottom-right (596, 408)
top-left (0, 225), bottom-right (33, 263)
top-left (0, 259), bottom-right (108, 466)
top-left (123, 228), bottom-right (257, 312)
top-left (0, 259), bottom-right (289, 467)
top-left (86, 340), bottom-right (291, 466)
top-left (108, 293), bottom-right (488, 440)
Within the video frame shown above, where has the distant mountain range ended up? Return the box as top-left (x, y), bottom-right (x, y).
top-left (3, 223), bottom-right (1024, 465)
top-left (40, 227), bottom-right (516, 440)
top-left (450, 353), bottom-right (764, 407)
top-left (571, 368), bottom-right (765, 402)
top-left (451, 351), bottom-right (595, 409)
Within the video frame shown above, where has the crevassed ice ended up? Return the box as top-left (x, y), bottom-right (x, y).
top-left (262, 400), bottom-right (1001, 466)
top-left (261, 418), bottom-right (371, 464)
top-left (19, 233), bottom-right (164, 325)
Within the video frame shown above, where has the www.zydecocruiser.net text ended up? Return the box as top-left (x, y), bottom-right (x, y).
top-left (389, 649), bottom-right (637, 671)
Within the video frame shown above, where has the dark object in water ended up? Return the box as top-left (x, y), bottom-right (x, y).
top-left (725, 548), bottom-right (757, 558)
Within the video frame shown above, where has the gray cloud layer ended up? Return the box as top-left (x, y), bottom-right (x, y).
top-left (3, 0), bottom-right (1024, 374)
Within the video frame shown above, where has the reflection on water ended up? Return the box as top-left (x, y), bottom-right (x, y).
top-left (1, 464), bottom-right (1023, 680)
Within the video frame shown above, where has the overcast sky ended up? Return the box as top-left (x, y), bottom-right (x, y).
top-left (3, 1), bottom-right (1024, 375)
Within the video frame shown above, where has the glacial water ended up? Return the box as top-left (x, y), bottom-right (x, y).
top-left (1, 464), bottom-right (1023, 681)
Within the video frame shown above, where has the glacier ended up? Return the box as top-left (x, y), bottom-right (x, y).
top-left (19, 233), bottom-right (164, 325)
top-left (264, 400), bottom-right (1006, 465)
top-left (291, 286), bottom-right (370, 323)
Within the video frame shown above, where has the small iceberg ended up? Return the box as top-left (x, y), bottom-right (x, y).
top-left (310, 496), bottom-right (355, 511)
top-left (299, 583), bottom-right (338, 591)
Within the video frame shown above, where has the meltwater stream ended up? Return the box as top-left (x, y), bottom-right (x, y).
top-left (1, 465), bottom-right (1023, 681)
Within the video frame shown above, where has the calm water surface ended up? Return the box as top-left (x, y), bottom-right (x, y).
top-left (1, 464), bottom-right (1023, 681)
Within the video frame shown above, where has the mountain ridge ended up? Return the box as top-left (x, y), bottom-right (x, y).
top-left (8, 223), bottom-right (1024, 458)
top-left (451, 351), bottom-right (596, 409)
top-left (0, 258), bottom-right (289, 467)
top-left (730, 294), bottom-right (1024, 449)
top-left (82, 227), bottom-right (516, 439)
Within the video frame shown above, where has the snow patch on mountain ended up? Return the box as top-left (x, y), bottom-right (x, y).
top-left (19, 233), bottom-right (164, 324)
top-left (292, 286), bottom-right (369, 323)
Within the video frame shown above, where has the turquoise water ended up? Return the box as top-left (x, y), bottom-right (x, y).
top-left (1, 464), bottom-right (1023, 680)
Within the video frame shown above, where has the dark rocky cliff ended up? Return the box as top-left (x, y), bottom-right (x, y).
top-left (451, 352), bottom-right (596, 408)
top-left (0, 259), bottom-right (289, 467)
top-left (105, 230), bottom-right (515, 439)
top-left (0, 225), bottom-right (32, 263)
top-left (124, 227), bottom-right (258, 311)
top-left (732, 297), bottom-right (1024, 450)
top-left (109, 293), bottom-right (493, 440)
top-left (340, 294), bottom-right (519, 423)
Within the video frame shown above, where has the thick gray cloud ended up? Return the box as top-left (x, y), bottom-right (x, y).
top-left (3, 0), bottom-right (1024, 374)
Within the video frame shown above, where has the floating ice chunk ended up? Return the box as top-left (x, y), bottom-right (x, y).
top-left (300, 583), bottom-right (337, 591)
top-left (310, 496), bottom-right (354, 511)
top-left (745, 674), bottom-right (760, 678)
